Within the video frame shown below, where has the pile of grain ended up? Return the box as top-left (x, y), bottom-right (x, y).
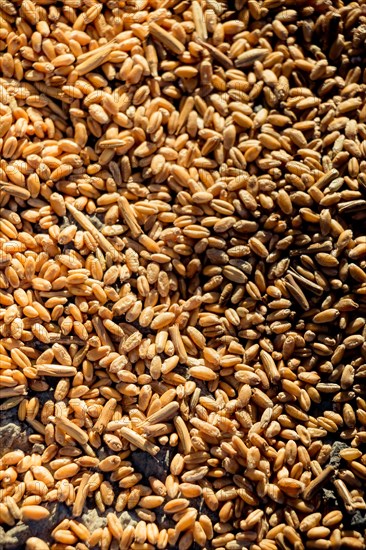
top-left (1, 0), bottom-right (366, 549)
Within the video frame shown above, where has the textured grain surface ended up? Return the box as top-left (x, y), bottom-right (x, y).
top-left (1, 0), bottom-right (366, 549)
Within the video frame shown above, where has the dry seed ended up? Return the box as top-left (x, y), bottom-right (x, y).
top-left (20, 505), bottom-right (50, 521)
top-left (25, 538), bottom-right (49, 550)
top-left (0, 2), bottom-right (365, 549)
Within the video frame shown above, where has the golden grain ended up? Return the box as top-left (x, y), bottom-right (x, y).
top-left (0, 1), bottom-right (365, 548)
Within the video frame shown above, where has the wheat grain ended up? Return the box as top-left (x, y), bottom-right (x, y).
top-left (0, 1), bottom-right (366, 548)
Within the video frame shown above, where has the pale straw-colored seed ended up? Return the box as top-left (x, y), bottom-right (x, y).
top-left (149, 23), bottom-right (185, 55)
top-left (119, 427), bottom-right (159, 456)
top-left (53, 416), bottom-right (89, 445)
